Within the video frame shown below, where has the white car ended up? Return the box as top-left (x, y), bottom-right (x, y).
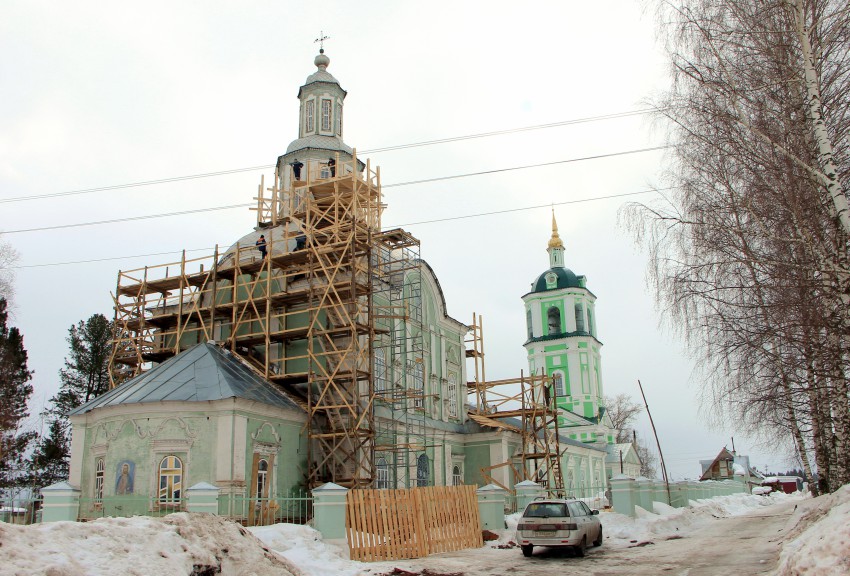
top-left (516, 498), bottom-right (603, 557)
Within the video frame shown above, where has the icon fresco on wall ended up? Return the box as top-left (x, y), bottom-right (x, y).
top-left (115, 460), bottom-right (135, 495)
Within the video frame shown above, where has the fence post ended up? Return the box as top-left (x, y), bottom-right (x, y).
top-left (609, 474), bottom-right (636, 517)
top-left (514, 480), bottom-right (544, 513)
top-left (312, 482), bottom-right (349, 541)
top-left (186, 482), bottom-right (220, 514)
top-left (476, 484), bottom-right (506, 531)
top-left (40, 482), bottom-right (81, 523)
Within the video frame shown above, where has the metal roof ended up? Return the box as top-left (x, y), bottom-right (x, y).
top-left (69, 343), bottom-right (300, 415)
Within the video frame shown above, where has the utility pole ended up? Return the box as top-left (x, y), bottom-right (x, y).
top-left (638, 380), bottom-right (671, 505)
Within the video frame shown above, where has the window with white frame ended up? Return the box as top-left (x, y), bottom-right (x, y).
top-left (376, 457), bottom-right (389, 489)
top-left (95, 458), bottom-right (104, 501)
top-left (452, 465), bottom-right (462, 486)
top-left (336, 104), bottom-right (342, 135)
top-left (375, 348), bottom-right (387, 393)
top-left (321, 99), bottom-right (332, 131)
top-left (553, 371), bottom-right (565, 397)
top-left (408, 359), bottom-right (424, 409)
top-left (448, 373), bottom-right (457, 418)
top-left (305, 100), bottom-right (315, 133)
top-left (158, 455), bottom-right (183, 505)
top-left (256, 458), bottom-right (269, 499)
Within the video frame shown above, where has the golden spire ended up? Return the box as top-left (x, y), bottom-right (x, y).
top-left (548, 209), bottom-right (564, 249)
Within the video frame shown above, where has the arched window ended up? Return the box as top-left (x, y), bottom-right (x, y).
top-left (547, 306), bottom-right (561, 335)
top-left (375, 348), bottom-right (387, 393)
top-left (452, 465), bottom-right (462, 486)
top-left (94, 458), bottom-right (104, 502)
top-left (553, 372), bottom-right (565, 397)
top-left (256, 458), bottom-right (269, 499)
top-left (376, 457), bottom-right (389, 489)
top-left (416, 454), bottom-right (429, 487)
top-left (586, 307), bottom-right (594, 337)
top-left (526, 308), bottom-right (534, 339)
top-left (158, 455), bottom-right (183, 505)
top-left (574, 302), bottom-right (585, 332)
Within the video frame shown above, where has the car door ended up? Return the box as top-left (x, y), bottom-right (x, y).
top-left (567, 502), bottom-right (588, 538)
top-left (579, 501), bottom-right (600, 541)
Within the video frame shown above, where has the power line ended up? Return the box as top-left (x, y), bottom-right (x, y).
top-left (1, 146), bottom-right (666, 235)
top-left (383, 146), bottom-right (667, 189)
top-left (2, 204), bottom-right (249, 234)
top-left (0, 109), bottom-right (657, 205)
top-left (388, 188), bottom-right (666, 227)
top-left (5, 186), bottom-right (668, 270)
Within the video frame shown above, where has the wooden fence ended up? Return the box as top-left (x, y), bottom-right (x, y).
top-left (345, 485), bottom-right (483, 561)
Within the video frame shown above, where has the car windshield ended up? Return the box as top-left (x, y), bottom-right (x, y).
top-left (524, 502), bottom-right (569, 518)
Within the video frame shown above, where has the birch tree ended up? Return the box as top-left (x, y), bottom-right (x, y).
top-left (628, 0), bottom-right (850, 491)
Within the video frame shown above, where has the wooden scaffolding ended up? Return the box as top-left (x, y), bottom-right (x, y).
top-left (109, 150), bottom-right (421, 488)
top-left (465, 315), bottom-right (565, 496)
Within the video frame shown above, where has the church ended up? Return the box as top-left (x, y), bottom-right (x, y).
top-left (66, 49), bottom-right (626, 523)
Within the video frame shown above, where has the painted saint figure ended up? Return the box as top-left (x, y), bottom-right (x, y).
top-left (115, 461), bottom-right (134, 495)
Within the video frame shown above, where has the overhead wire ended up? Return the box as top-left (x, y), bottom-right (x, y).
top-left (1, 146), bottom-right (666, 235)
top-left (0, 109), bottom-right (657, 205)
top-left (5, 186), bottom-right (669, 269)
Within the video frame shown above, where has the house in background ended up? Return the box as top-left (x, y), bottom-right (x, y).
top-left (699, 447), bottom-right (763, 490)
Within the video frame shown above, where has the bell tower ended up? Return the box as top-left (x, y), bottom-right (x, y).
top-left (521, 212), bottom-right (613, 445)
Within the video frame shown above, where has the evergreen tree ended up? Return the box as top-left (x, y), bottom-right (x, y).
top-left (0, 297), bottom-right (35, 489)
top-left (27, 419), bottom-right (70, 489)
top-left (51, 314), bottom-right (113, 415)
top-left (32, 314), bottom-right (113, 485)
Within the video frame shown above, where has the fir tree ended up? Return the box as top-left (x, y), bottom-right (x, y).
top-left (0, 297), bottom-right (35, 489)
top-left (27, 419), bottom-right (70, 489)
top-left (35, 314), bottom-right (114, 486)
top-left (51, 314), bottom-right (113, 415)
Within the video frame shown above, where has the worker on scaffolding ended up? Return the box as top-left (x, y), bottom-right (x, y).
top-left (256, 235), bottom-right (267, 259)
top-left (327, 157), bottom-right (336, 177)
top-left (290, 158), bottom-right (303, 180)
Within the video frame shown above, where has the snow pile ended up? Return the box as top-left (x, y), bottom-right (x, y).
top-left (248, 523), bottom-right (362, 576)
top-left (776, 484), bottom-right (850, 576)
top-left (0, 513), bottom-right (298, 576)
top-left (598, 490), bottom-right (804, 546)
top-left (2, 489), bottom-right (838, 576)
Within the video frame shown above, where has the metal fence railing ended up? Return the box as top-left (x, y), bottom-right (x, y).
top-left (220, 491), bottom-right (313, 526)
top-left (78, 496), bottom-right (188, 521)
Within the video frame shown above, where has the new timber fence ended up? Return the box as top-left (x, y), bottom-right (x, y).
top-left (345, 485), bottom-right (483, 561)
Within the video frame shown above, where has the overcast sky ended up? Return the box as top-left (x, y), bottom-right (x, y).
top-left (0, 1), bottom-right (799, 479)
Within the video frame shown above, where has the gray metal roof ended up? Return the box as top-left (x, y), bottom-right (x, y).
top-left (69, 343), bottom-right (300, 415)
top-left (285, 134), bottom-right (354, 155)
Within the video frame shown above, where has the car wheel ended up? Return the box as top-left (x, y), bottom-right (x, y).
top-left (593, 526), bottom-right (603, 547)
top-left (521, 544), bottom-right (533, 557)
top-left (575, 536), bottom-right (587, 557)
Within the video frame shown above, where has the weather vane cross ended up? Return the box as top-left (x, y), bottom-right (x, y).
top-left (314, 31), bottom-right (330, 51)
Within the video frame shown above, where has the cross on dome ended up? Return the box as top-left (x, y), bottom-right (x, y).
top-left (314, 31), bottom-right (330, 52)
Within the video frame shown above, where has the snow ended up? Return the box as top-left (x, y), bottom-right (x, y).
top-left (777, 484), bottom-right (850, 576)
top-left (1, 488), bottom-right (848, 576)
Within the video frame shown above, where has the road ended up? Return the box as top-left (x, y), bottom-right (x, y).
top-left (363, 499), bottom-right (800, 576)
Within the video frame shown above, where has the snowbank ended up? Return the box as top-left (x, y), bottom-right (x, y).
top-left (776, 484), bottom-right (850, 576)
top-left (0, 513), bottom-right (298, 576)
top-left (5, 489), bottom-right (848, 576)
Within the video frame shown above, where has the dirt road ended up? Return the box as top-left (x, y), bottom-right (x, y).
top-left (362, 499), bottom-right (800, 576)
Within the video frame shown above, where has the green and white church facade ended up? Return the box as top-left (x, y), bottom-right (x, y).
top-left (64, 51), bottom-right (614, 523)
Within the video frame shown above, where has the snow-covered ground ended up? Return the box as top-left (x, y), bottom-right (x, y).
top-left (0, 487), bottom-right (846, 576)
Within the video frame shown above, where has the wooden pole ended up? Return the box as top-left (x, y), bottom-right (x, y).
top-left (637, 379), bottom-right (671, 504)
